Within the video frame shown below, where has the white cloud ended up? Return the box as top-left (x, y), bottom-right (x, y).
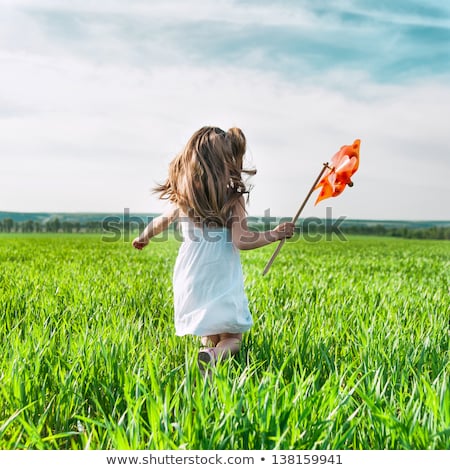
top-left (3, 0), bottom-right (318, 28)
top-left (1, 44), bottom-right (449, 219)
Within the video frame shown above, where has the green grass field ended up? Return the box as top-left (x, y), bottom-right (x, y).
top-left (0, 233), bottom-right (449, 450)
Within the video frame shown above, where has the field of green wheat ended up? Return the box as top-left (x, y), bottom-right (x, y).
top-left (0, 233), bottom-right (449, 450)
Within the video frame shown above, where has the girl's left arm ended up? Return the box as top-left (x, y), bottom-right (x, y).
top-left (132, 206), bottom-right (179, 250)
top-left (230, 197), bottom-right (294, 250)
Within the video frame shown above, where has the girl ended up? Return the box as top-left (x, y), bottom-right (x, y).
top-left (133, 126), bottom-right (294, 371)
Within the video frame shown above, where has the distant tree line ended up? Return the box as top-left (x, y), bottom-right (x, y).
top-left (0, 218), bottom-right (102, 234)
top-left (0, 217), bottom-right (449, 240)
top-left (340, 223), bottom-right (450, 240)
top-left (0, 217), bottom-right (151, 235)
top-left (244, 220), bottom-right (450, 241)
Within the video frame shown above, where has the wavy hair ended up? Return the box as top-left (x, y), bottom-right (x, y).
top-left (154, 126), bottom-right (256, 226)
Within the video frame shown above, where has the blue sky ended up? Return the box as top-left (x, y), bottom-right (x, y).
top-left (1, 0), bottom-right (449, 219)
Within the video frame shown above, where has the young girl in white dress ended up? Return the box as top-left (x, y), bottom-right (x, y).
top-left (133, 126), bottom-right (294, 370)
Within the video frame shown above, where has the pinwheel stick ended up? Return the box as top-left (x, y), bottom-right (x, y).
top-left (262, 162), bottom-right (331, 276)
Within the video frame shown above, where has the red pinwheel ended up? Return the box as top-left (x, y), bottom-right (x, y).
top-left (263, 139), bottom-right (361, 275)
top-left (314, 139), bottom-right (361, 205)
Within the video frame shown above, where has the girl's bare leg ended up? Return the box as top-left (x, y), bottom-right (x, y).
top-left (215, 333), bottom-right (242, 359)
top-left (201, 335), bottom-right (220, 348)
top-left (199, 333), bottom-right (242, 365)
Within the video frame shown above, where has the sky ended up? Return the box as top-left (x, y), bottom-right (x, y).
top-left (1, 0), bottom-right (449, 220)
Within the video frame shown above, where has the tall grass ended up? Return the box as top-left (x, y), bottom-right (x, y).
top-left (0, 234), bottom-right (448, 449)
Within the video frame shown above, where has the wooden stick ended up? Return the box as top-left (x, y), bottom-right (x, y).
top-left (262, 163), bottom-right (331, 276)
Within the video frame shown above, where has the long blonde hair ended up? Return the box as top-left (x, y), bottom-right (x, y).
top-left (155, 126), bottom-right (256, 226)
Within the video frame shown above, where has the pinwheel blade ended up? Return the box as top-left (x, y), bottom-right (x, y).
top-left (314, 139), bottom-right (360, 205)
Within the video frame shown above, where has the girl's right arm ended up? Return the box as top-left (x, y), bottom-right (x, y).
top-left (230, 197), bottom-right (294, 250)
top-left (132, 206), bottom-right (179, 250)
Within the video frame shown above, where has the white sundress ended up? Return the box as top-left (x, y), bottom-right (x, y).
top-left (173, 218), bottom-right (253, 337)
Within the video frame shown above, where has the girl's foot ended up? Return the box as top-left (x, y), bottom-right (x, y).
top-left (198, 348), bottom-right (217, 376)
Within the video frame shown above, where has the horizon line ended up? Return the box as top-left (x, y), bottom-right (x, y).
top-left (1, 210), bottom-right (449, 224)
